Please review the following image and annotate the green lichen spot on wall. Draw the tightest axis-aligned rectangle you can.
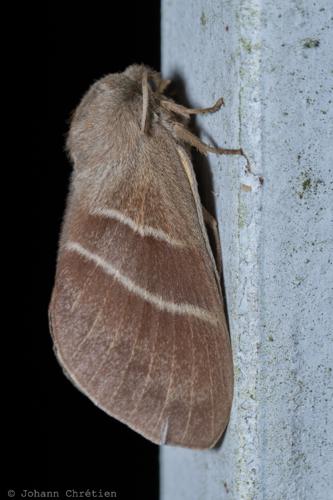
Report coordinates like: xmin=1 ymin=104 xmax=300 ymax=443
xmin=240 ymin=38 xmax=253 ymax=53
xmin=200 ymin=11 xmax=207 ymax=27
xmin=297 ymin=169 xmax=324 ymax=199
xmin=240 ymin=38 xmax=261 ymax=54
xmin=302 ymin=178 xmax=312 ymax=193
xmin=303 ymin=38 xmax=320 ymax=48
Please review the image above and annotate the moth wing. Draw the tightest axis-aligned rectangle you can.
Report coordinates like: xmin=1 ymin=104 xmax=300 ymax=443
xmin=50 ymin=131 xmax=233 ymax=449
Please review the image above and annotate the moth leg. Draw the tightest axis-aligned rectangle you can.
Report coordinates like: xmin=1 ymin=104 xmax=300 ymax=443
xmin=173 ymin=122 xmax=251 ymax=171
xmin=173 ymin=122 xmax=243 ymax=155
xmin=202 ymin=206 xmax=222 ymax=275
xmin=161 ymin=97 xmax=224 ymax=118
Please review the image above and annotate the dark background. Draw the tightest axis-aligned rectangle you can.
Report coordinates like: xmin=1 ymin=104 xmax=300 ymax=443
xmin=8 ymin=3 xmax=160 ymax=499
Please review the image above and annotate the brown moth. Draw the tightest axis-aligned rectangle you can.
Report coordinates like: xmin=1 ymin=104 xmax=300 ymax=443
xmin=49 ymin=64 xmax=242 ymax=449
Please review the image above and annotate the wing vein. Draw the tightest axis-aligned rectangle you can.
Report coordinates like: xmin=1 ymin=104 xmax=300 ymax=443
xmin=128 ymin=312 xmax=161 ymax=418
xmin=107 ymin=301 xmax=147 ymax=405
xmin=181 ymin=319 xmax=195 ymax=442
xmin=203 ymin=326 xmax=215 ymax=443
xmin=152 ymin=316 xmax=176 ymax=437
xmin=71 ymin=297 xmax=107 ymax=361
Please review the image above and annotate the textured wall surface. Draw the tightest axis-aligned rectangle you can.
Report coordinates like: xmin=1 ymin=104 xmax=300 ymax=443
xmin=161 ymin=1 xmax=333 ymax=499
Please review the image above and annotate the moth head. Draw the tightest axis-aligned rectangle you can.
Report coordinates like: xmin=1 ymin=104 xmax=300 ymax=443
xmin=66 ymin=65 xmax=171 ymax=168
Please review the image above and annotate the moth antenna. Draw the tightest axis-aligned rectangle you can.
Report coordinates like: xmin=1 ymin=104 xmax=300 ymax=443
xmin=158 ymin=78 xmax=171 ymax=94
xmin=161 ymin=97 xmax=224 ymax=117
xmin=173 ymin=122 xmax=250 ymax=170
xmin=141 ymin=70 xmax=149 ymax=134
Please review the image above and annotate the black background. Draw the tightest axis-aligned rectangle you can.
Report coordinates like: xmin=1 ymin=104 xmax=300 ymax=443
xmin=8 ymin=3 xmax=160 ymax=499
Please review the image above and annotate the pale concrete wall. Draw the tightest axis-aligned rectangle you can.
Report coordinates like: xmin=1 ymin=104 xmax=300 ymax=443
xmin=161 ymin=1 xmax=333 ymax=499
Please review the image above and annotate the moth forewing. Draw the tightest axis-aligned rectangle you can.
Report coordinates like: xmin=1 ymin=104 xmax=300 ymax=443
xmin=49 ymin=64 xmax=235 ymax=449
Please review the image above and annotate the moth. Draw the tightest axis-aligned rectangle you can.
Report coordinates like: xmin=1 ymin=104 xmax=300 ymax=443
xmin=49 ymin=64 xmax=243 ymax=449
